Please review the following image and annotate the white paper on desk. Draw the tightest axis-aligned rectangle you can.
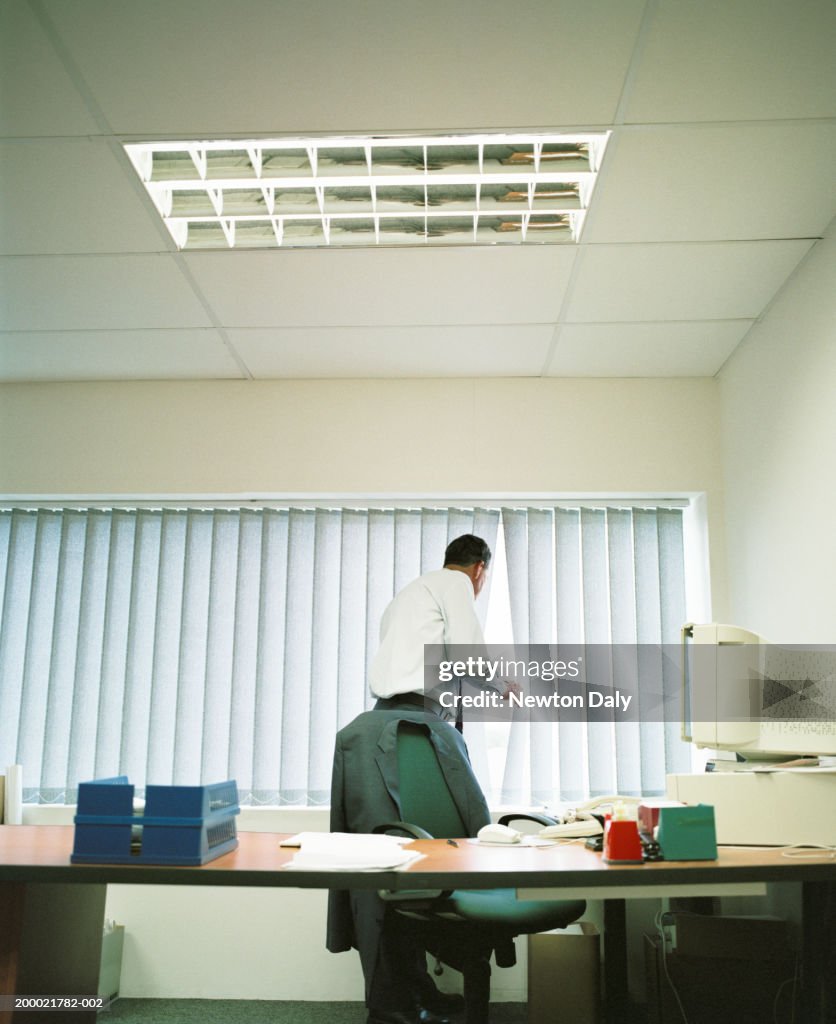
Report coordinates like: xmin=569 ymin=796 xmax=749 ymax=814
xmin=4 ymin=765 xmax=23 ymax=825
xmin=280 ymin=831 xmax=413 ymax=848
xmin=282 ymin=833 xmax=424 ymax=871
xmin=466 ymin=835 xmax=555 ymax=847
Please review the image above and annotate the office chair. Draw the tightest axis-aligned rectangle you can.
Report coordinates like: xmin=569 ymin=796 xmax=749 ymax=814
xmin=373 ymin=719 xmax=586 ymax=1024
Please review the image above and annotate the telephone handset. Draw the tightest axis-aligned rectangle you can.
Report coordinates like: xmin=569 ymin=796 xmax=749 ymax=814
xmin=539 ymin=795 xmax=640 ymax=839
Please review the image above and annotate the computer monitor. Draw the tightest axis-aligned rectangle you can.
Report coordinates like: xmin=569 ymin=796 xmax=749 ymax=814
xmin=681 ymin=623 xmax=836 ymax=758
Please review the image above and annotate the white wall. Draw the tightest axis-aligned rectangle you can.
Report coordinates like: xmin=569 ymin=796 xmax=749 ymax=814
xmin=718 ymin=219 xmax=836 ymax=641
xmin=1 ymin=377 xmax=718 ymax=494
xmin=7 ymin=375 xmax=725 ymax=999
xmin=20 ymin=806 xmax=369 ymax=1000
xmin=106 ymin=811 xmax=369 ymax=1001
xmin=0 ymin=376 xmax=729 ymax=616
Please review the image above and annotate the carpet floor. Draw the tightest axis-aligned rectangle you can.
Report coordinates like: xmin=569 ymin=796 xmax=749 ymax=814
xmin=106 ymin=1000 xmax=530 ymax=1024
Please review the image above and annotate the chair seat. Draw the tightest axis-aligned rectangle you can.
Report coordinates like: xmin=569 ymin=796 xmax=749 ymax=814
xmin=445 ymin=888 xmax=586 ymax=933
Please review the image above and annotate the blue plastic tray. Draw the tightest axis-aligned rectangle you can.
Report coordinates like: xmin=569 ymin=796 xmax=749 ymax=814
xmin=72 ymin=776 xmax=240 ymax=865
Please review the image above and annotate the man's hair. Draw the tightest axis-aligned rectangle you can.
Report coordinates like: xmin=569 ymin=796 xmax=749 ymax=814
xmin=444 ymin=534 xmax=492 ymax=568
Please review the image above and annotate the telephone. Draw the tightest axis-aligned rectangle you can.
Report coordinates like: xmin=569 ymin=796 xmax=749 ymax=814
xmin=538 ymin=795 xmax=641 ymax=840
xmin=539 ymin=818 xmax=603 ymax=839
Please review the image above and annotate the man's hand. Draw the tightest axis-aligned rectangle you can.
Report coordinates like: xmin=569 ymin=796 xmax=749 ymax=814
xmin=501 ymin=680 xmax=522 ymax=700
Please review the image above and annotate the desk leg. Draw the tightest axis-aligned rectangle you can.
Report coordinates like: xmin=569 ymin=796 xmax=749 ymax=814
xmin=0 ymin=882 xmax=106 ymax=1024
xmin=0 ymin=883 xmax=26 ymax=1024
xmin=603 ymin=899 xmax=629 ymax=1024
xmin=800 ymin=880 xmax=834 ymax=1024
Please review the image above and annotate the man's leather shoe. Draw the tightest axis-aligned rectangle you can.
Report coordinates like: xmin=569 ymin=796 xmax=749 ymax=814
xmin=422 ymin=1007 xmax=454 ymax=1024
xmin=420 ymin=989 xmax=465 ymax=1015
xmin=366 ymin=1010 xmax=452 ymax=1024
xmin=419 ymin=1011 xmax=453 ymax=1024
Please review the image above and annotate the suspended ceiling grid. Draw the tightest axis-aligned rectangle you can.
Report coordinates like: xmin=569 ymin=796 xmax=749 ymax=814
xmin=0 ymin=0 xmax=834 ymax=381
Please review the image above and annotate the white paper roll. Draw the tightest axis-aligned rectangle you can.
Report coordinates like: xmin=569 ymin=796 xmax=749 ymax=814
xmin=4 ymin=764 xmax=23 ymax=824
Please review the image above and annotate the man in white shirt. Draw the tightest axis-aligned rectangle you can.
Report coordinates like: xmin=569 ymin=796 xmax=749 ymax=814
xmin=370 ymin=534 xmax=492 ymax=726
xmin=342 ymin=535 xmax=493 ymax=1024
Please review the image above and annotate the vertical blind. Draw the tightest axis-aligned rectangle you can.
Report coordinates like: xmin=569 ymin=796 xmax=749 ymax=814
xmin=500 ymin=506 xmax=689 ymax=803
xmin=0 ymin=506 xmax=499 ymax=805
xmin=0 ymin=504 xmax=687 ymax=806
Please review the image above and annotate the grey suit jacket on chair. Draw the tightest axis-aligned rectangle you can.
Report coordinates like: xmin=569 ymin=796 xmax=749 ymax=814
xmin=326 ymin=708 xmax=491 ymax=956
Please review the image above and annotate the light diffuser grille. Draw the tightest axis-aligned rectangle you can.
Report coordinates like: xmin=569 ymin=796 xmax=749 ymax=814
xmin=125 ymin=131 xmax=610 ymax=250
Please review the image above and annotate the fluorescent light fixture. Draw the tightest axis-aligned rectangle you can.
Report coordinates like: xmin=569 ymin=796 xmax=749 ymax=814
xmin=125 ymin=131 xmax=610 ymax=250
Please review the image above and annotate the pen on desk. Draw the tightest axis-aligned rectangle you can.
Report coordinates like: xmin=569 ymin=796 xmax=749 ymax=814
xmin=447 ymin=839 xmax=458 ymax=847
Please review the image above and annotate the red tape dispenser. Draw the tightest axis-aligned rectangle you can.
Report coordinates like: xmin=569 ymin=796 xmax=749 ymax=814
xmin=602 ymin=802 xmax=644 ymax=864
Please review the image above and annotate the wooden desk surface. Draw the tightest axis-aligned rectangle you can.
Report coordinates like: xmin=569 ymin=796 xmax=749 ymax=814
xmin=1 ymin=825 xmax=835 ymax=890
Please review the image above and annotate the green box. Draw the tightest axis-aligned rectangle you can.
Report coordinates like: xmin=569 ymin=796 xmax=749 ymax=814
xmin=656 ymin=804 xmax=717 ymax=860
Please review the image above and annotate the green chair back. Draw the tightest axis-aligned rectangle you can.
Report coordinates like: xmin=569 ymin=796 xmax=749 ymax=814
xmin=396 ymin=721 xmax=467 ymax=839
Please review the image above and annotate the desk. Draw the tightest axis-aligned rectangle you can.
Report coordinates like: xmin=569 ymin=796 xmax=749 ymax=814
xmin=1 ymin=826 xmax=834 ymax=1023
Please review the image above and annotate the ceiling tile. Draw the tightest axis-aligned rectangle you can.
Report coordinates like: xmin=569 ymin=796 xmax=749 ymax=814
xmin=0 ymin=1 xmax=99 ymax=137
xmin=624 ymin=0 xmax=836 ymax=122
xmin=0 ymin=255 xmax=213 ymax=331
xmin=185 ymin=247 xmax=577 ymax=327
xmin=43 ymin=0 xmax=645 ymax=134
xmin=547 ymin=321 xmax=752 ymax=377
xmin=1 ymin=0 xmax=832 ymax=385
xmin=565 ymin=241 xmax=814 ymax=322
xmin=0 ymin=329 xmax=244 ymax=382
xmin=585 ymin=123 xmax=836 ymax=243
xmin=0 ymin=139 xmax=167 ymax=255
xmin=227 ymin=325 xmax=554 ymax=378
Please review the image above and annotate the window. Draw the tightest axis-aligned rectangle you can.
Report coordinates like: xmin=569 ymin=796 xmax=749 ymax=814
xmin=0 ymin=502 xmax=693 ymax=807
xmin=478 ymin=506 xmax=691 ymax=804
